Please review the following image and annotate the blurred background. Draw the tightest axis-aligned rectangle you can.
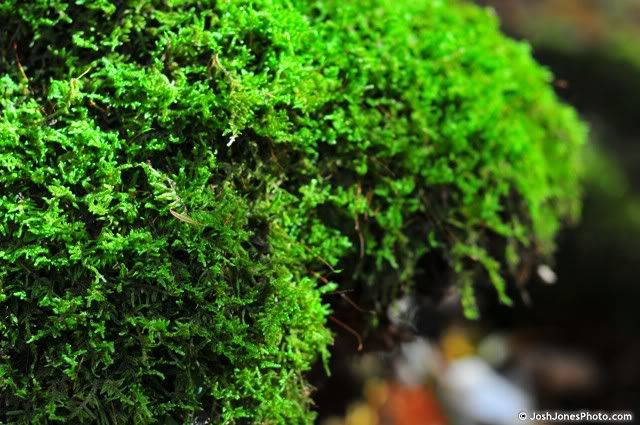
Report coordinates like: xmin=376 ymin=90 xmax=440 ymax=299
xmin=312 ymin=1 xmax=640 ymax=423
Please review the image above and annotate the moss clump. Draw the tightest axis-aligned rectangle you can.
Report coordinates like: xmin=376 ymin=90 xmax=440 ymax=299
xmin=0 ymin=0 xmax=584 ymax=423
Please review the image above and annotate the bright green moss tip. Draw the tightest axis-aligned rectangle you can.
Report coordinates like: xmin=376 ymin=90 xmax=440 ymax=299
xmin=0 ymin=0 xmax=585 ymax=423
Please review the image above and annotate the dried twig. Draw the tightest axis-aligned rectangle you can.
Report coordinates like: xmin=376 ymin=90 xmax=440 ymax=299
xmin=170 ymin=209 xmax=204 ymax=226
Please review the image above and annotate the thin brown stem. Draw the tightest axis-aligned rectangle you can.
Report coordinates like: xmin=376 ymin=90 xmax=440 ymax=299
xmin=339 ymin=292 xmax=375 ymax=315
xmin=13 ymin=42 xmax=29 ymax=85
xmin=329 ymin=315 xmax=363 ymax=351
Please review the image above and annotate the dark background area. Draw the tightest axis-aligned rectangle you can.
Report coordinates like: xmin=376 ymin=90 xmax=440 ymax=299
xmin=481 ymin=0 xmax=640 ymax=411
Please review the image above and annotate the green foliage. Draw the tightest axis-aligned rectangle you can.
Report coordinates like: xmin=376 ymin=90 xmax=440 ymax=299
xmin=0 ymin=0 xmax=585 ymax=423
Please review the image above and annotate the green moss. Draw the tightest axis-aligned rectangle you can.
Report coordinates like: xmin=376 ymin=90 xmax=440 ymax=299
xmin=0 ymin=0 xmax=585 ymax=423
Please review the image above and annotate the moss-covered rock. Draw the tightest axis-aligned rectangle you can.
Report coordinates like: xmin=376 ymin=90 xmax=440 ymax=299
xmin=0 ymin=0 xmax=584 ymax=423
